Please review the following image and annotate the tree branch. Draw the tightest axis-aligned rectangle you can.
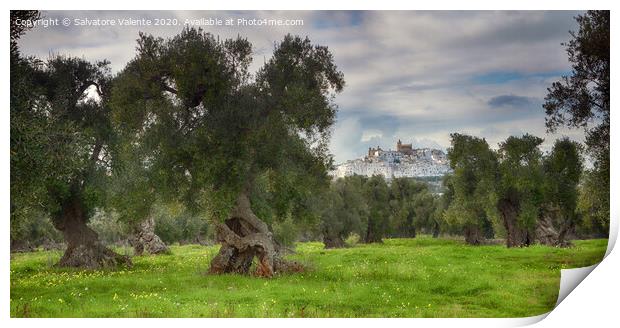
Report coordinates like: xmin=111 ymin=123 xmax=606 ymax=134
xmin=161 ymin=83 xmax=178 ymax=94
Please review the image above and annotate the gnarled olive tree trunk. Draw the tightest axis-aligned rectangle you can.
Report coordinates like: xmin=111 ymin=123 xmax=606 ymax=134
xmin=498 ymin=198 xmax=533 ymax=247
xmin=404 ymin=212 xmax=417 ymax=238
xmin=322 ymin=229 xmax=345 ymax=249
xmin=536 ymin=206 xmax=572 ymax=247
xmin=393 ymin=214 xmax=416 ymax=238
xmin=463 ymin=224 xmax=484 ymax=245
xmin=363 ymin=222 xmax=383 ymax=244
xmin=130 ymin=217 xmax=170 ymax=256
xmin=53 ymin=198 xmax=131 ymax=269
xmin=432 ymin=220 xmax=440 ymax=238
xmin=208 ymin=192 xmax=303 ymax=277
xmin=399 ymin=225 xmax=416 ymax=238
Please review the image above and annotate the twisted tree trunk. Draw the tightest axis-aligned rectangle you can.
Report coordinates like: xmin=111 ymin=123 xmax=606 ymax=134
xmin=323 ymin=231 xmax=345 ymax=249
xmin=10 ymin=240 xmax=34 ymax=253
xmin=536 ymin=206 xmax=572 ymax=247
xmin=463 ymin=224 xmax=483 ymax=245
xmin=130 ymin=217 xmax=170 ymax=256
xmin=363 ymin=220 xmax=383 ymax=243
xmin=498 ymin=198 xmax=532 ymax=247
xmin=432 ymin=220 xmax=440 ymax=238
xmin=322 ymin=222 xmax=346 ymax=248
xmin=208 ymin=192 xmax=303 ymax=277
xmin=393 ymin=213 xmax=416 ymax=238
xmin=53 ymin=197 xmax=131 ymax=269
xmin=403 ymin=224 xmax=416 ymax=238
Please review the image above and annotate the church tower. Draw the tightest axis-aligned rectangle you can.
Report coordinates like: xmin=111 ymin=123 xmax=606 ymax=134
xmin=396 ymin=139 xmax=413 ymax=155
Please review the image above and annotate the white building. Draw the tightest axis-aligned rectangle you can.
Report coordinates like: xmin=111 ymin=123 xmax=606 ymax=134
xmin=330 ymin=141 xmax=451 ymax=180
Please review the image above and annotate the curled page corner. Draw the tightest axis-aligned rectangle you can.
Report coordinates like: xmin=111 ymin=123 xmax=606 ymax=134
xmin=555 ymin=263 xmax=599 ymax=306
xmin=553 ymin=217 xmax=617 ymax=308
xmin=519 ymin=261 xmax=604 ymax=326
xmin=509 ymin=312 xmax=550 ymax=327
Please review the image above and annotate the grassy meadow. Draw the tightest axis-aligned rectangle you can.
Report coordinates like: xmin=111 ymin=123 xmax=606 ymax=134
xmin=10 ymin=237 xmax=607 ymax=318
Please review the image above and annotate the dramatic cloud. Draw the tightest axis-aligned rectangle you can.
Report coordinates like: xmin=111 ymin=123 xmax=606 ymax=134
xmin=488 ymin=94 xmax=537 ymax=108
xmin=17 ymin=10 xmax=586 ymax=162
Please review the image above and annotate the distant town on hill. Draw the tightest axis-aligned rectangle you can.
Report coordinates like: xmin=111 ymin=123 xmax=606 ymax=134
xmin=330 ymin=139 xmax=452 ymax=182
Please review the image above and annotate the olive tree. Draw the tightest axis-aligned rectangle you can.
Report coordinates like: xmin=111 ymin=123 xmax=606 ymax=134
xmin=495 ymin=134 xmax=545 ymax=247
xmin=107 ymin=143 xmax=170 ymax=255
xmin=576 ymin=170 xmax=609 ymax=238
xmin=432 ymin=175 xmax=456 ymax=238
xmin=361 ymin=175 xmax=390 ymax=243
xmin=537 ymin=138 xmax=583 ymax=246
xmin=544 ymin=11 xmax=609 ymax=233
xmin=111 ymin=29 xmax=344 ymax=277
xmin=387 ymin=178 xmax=433 ymax=238
xmin=320 ymin=176 xmax=368 ymax=248
xmin=11 ymin=11 xmax=131 ymax=267
xmin=445 ymin=133 xmax=497 ymax=245
xmin=388 ymin=178 xmax=417 ymax=238
xmin=412 ymin=191 xmax=438 ymax=236
xmin=11 ymin=56 xmax=131 ymax=267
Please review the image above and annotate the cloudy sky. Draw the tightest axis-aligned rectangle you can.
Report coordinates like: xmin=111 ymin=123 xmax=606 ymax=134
xmin=18 ymin=11 xmax=586 ymax=163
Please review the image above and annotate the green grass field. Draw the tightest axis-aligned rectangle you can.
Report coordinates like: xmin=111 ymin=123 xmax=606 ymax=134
xmin=10 ymin=237 xmax=607 ymax=318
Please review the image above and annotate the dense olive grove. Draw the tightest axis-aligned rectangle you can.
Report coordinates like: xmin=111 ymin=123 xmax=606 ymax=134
xmin=10 ymin=11 xmax=608 ymax=267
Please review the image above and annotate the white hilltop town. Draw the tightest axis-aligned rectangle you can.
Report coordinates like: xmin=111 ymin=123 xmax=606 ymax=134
xmin=330 ymin=139 xmax=452 ymax=180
